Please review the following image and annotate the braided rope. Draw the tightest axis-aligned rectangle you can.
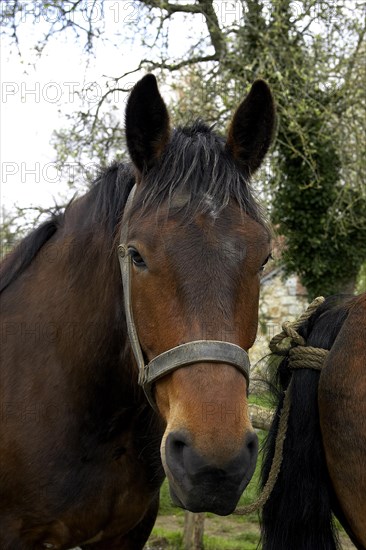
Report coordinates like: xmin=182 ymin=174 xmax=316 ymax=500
xmin=234 ymin=381 xmax=292 ymax=515
xmin=289 ymin=345 xmax=328 ymax=370
xmin=234 ymin=296 xmax=328 ymax=516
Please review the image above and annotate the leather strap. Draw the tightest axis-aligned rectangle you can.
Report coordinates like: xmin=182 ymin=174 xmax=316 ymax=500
xmin=118 ymin=185 xmax=146 ymax=378
xmin=117 ymin=185 xmax=251 ymax=410
xmin=142 ymin=340 xmax=250 ymax=408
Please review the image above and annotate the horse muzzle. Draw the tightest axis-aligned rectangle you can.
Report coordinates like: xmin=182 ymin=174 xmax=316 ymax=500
xmin=163 ymin=429 xmax=258 ymax=515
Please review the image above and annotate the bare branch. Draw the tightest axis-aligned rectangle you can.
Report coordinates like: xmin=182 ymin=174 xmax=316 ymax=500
xmin=91 ymin=87 xmax=132 ymax=132
xmin=138 ymin=0 xmax=226 ymax=58
xmin=343 ymin=24 xmax=366 ymax=88
xmin=137 ymin=0 xmax=202 ymax=15
xmin=147 ymin=54 xmax=219 ymax=71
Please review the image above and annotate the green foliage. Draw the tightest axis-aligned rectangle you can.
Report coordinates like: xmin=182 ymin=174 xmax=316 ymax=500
xmin=273 ymin=106 xmax=366 ymax=297
xmin=51 ymin=107 xmax=126 ymax=193
xmin=356 ymin=262 xmax=366 ymax=293
xmin=233 ymin=1 xmax=366 ymax=297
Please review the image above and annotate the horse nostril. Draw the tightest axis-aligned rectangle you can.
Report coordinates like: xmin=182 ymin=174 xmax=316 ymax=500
xmin=172 ymin=438 xmax=185 ymax=452
xmin=245 ymin=431 xmax=259 ymax=462
xmin=170 ymin=437 xmax=186 ymax=462
xmin=165 ymin=432 xmax=190 ymax=479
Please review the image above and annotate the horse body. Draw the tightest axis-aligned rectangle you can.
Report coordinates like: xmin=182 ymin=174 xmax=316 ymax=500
xmin=261 ymin=293 xmax=366 ymax=550
xmin=0 ymin=75 xmax=275 ymax=549
xmin=319 ymin=293 xmax=366 ymax=547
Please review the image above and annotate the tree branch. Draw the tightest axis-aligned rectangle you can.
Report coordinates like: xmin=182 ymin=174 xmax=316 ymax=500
xmin=196 ymin=0 xmax=226 ymax=59
xmin=137 ymin=0 xmax=202 ymax=15
xmin=147 ymin=54 xmax=219 ymax=71
xmin=343 ymin=24 xmax=366 ymax=88
xmin=108 ymin=54 xmax=219 ymax=86
xmin=138 ymin=0 xmax=226 ymax=59
xmin=91 ymin=87 xmax=132 ymax=133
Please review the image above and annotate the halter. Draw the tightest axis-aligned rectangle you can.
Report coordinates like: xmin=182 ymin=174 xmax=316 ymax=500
xmin=117 ymin=185 xmax=250 ymax=410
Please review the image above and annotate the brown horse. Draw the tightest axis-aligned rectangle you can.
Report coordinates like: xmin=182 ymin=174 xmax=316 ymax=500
xmin=0 ymin=74 xmax=275 ymax=549
xmin=261 ymin=293 xmax=366 ymax=550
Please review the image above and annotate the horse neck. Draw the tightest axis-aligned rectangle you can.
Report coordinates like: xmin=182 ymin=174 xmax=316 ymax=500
xmin=54 ymin=199 xmax=145 ymax=409
xmin=65 ymin=236 xmax=126 ymax=357
xmin=17 ymin=192 xmax=129 ymax=384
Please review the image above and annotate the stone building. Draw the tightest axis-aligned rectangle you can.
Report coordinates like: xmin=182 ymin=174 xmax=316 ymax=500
xmin=249 ymin=266 xmax=308 ymax=369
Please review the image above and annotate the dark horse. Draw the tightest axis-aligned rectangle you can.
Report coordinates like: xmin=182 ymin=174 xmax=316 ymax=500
xmin=0 ymin=74 xmax=275 ymax=549
xmin=261 ymin=293 xmax=366 ymax=550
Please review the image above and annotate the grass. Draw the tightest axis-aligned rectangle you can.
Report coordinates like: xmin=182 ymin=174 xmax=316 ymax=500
xmin=204 ymin=531 xmax=259 ymax=550
xmin=248 ymin=392 xmax=273 ymax=410
xmin=147 ymin=528 xmax=183 ymax=549
xmin=147 ymin=527 xmax=260 ymax=550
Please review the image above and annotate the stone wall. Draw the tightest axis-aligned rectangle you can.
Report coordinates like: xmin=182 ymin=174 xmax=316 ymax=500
xmin=249 ymin=267 xmax=308 ymax=372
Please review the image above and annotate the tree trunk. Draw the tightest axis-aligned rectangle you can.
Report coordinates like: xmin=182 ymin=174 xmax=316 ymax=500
xmin=183 ymin=511 xmax=205 ymax=550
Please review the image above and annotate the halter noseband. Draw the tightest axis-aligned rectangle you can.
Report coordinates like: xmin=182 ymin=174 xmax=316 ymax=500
xmin=117 ymin=185 xmax=250 ymax=410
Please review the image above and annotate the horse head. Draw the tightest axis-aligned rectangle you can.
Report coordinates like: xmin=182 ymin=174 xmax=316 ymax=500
xmin=121 ymin=74 xmax=275 ymax=515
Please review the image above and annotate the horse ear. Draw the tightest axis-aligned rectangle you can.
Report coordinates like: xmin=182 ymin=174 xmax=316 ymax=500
xmin=226 ymin=80 xmax=276 ymax=175
xmin=125 ymin=74 xmax=170 ymax=174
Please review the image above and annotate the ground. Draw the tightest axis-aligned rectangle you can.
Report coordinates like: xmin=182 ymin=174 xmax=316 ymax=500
xmin=146 ymin=513 xmax=357 ymax=550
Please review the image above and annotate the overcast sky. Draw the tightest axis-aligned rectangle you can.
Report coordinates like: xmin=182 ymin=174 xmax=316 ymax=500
xmin=1 ymin=2 xmax=209 ymax=218
xmin=1 ymin=20 xmax=145 ymax=214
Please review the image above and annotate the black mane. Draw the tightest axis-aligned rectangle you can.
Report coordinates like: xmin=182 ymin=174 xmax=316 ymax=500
xmin=132 ymin=121 xmax=267 ymax=225
xmin=85 ymin=162 xmax=135 ymax=234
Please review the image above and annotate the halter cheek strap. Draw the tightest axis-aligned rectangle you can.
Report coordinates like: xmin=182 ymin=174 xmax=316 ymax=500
xmin=118 ymin=185 xmax=146 ymax=377
xmin=118 ymin=184 xmax=250 ymax=410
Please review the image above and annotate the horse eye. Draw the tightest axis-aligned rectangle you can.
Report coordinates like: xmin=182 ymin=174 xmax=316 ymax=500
xmin=260 ymin=253 xmax=272 ymax=273
xmin=128 ymin=247 xmax=146 ymax=268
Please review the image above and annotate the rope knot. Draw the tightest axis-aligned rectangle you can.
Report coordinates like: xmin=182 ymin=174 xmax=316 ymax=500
xmin=270 ymin=321 xmax=305 ymax=354
xmin=269 ymin=296 xmax=325 ymax=355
